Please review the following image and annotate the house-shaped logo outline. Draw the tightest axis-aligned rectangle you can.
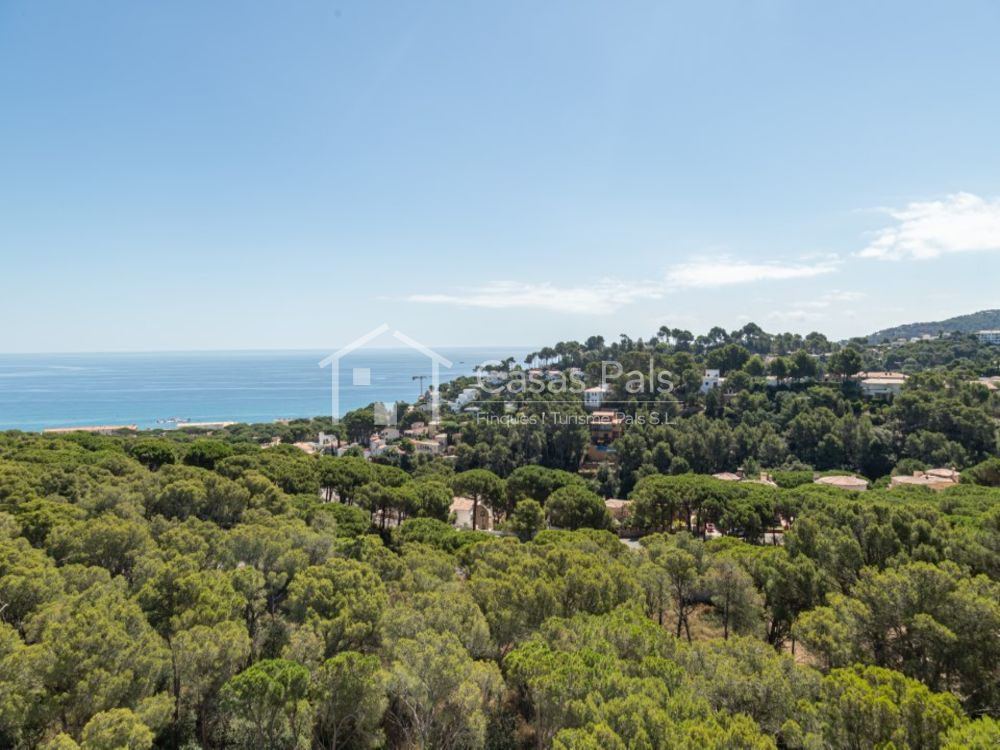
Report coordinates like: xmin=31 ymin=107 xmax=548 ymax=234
xmin=319 ymin=324 xmax=453 ymax=424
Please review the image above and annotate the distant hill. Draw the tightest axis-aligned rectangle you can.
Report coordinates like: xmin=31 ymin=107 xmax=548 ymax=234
xmin=866 ymin=309 xmax=1000 ymax=342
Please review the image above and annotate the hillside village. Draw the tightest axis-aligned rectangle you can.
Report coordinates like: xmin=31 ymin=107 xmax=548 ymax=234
xmin=207 ymin=323 xmax=1000 ymax=535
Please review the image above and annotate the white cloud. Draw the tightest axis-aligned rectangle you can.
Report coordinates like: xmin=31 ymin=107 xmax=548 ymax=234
xmin=769 ymin=309 xmax=823 ymax=322
xmin=405 ymin=257 xmax=838 ymax=314
xmin=797 ymin=289 xmax=864 ymax=309
xmin=860 ymin=192 xmax=1000 ymax=260
xmin=772 ymin=290 xmax=864 ymax=323
xmin=665 ymin=258 xmax=838 ymax=288
xmin=405 ymin=279 xmax=663 ymax=315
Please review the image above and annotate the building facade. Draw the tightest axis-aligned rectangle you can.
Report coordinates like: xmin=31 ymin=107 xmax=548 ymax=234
xmin=583 ymin=383 xmax=611 ymax=409
xmin=699 ymin=369 xmax=724 ymax=394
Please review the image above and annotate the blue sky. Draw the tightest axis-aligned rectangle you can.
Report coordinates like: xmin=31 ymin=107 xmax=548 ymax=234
xmin=2 ymin=1 xmax=1000 ymax=353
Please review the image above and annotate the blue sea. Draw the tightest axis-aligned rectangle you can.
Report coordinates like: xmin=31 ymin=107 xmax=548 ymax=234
xmin=0 ymin=348 xmax=531 ymax=432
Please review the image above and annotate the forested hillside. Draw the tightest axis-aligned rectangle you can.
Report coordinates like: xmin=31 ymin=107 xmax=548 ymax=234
xmin=441 ymin=326 xmax=1000 ymax=495
xmin=866 ymin=309 xmax=1000 ymax=342
xmin=1 ymin=427 xmax=999 ymax=750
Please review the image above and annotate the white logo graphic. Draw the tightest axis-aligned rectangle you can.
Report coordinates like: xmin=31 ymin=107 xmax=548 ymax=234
xmin=319 ymin=324 xmax=452 ymax=425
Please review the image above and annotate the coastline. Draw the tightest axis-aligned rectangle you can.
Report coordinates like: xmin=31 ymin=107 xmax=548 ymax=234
xmin=0 ymin=347 xmax=532 ymax=432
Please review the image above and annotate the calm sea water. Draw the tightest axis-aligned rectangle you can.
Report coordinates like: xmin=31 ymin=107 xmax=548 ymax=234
xmin=0 ymin=348 xmax=531 ymax=431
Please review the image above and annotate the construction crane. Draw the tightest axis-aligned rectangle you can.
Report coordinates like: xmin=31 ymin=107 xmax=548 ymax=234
xmin=412 ymin=374 xmax=429 ymax=399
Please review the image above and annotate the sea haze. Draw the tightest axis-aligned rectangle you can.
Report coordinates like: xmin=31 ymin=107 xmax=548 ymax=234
xmin=0 ymin=348 xmax=531 ymax=431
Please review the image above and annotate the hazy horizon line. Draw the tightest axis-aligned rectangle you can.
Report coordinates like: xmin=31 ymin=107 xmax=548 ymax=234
xmin=0 ymin=344 xmax=541 ymax=357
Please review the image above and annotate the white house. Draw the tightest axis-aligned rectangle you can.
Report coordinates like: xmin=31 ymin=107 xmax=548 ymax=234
xmin=699 ymin=369 xmax=725 ymax=394
xmin=858 ymin=371 xmax=907 ymax=398
xmin=450 ymin=496 xmax=493 ymax=530
xmin=976 ymin=330 xmax=1000 ymax=345
xmin=451 ymin=387 xmax=480 ymax=412
xmin=369 ymin=435 xmax=392 ymax=456
xmin=583 ymin=383 xmax=611 ymax=409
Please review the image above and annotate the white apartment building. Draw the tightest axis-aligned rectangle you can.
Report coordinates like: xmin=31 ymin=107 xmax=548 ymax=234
xmin=583 ymin=383 xmax=611 ymax=409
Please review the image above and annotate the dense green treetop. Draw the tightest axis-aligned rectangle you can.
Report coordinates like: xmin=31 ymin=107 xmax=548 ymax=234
xmin=1 ymin=319 xmax=999 ymax=749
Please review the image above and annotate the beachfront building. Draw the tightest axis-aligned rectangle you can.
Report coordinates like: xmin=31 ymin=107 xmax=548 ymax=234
xmin=976 ymin=330 xmax=1000 ymax=345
